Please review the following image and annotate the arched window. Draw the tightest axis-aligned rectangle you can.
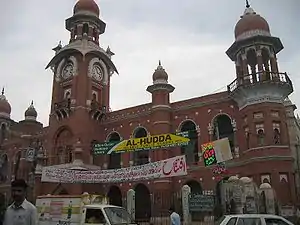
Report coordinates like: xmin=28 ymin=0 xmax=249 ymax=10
xmin=0 ymin=123 xmax=6 ymax=144
xmin=180 ymin=120 xmax=199 ymax=164
xmin=257 ymin=129 xmax=265 ymax=146
xmin=82 ymin=23 xmax=89 ymax=35
xmin=213 ymin=115 xmax=234 ymax=153
xmin=54 ymin=128 xmax=73 ymax=164
xmin=133 ymin=127 xmax=148 ymax=166
xmin=107 ymin=132 xmax=121 ymax=169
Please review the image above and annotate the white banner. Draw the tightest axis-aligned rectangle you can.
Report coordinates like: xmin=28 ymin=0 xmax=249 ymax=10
xmin=41 ymin=155 xmax=187 ymax=183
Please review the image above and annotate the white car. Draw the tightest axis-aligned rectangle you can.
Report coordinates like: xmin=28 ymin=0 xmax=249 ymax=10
xmin=217 ymin=214 xmax=294 ymax=225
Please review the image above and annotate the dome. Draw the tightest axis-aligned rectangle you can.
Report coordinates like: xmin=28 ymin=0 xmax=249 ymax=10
xmin=228 ymin=175 xmax=239 ymax=181
xmin=73 ymin=0 xmax=100 ymax=17
xmin=24 ymin=101 xmax=37 ymax=120
xmin=0 ymin=88 xmax=11 ymax=117
xmin=259 ymin=182 xmax=272 ymax=189
xmin=234 ymin=5 xmax=270 ymax=40
xmin=240 ymin=176 xmax=252 ymax=183
xmin=153 ymin=61 xmax=168 ymax=83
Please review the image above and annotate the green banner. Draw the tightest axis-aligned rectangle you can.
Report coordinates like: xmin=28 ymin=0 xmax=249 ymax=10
xmin=93 ymin=130 xmax=197 ymax=155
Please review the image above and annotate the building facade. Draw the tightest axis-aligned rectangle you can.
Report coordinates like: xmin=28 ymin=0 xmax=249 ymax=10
xmin=0 ymin=0 xmax=299 ymax=218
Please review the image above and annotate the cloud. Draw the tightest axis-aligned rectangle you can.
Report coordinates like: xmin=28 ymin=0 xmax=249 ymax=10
xmin=0 ymin=0 xmax=299 ymax=126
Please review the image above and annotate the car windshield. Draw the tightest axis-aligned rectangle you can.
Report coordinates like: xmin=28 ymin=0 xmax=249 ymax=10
xmin=216 ymin=216 xmax=226 ymax=225
xmin=104 ymin=207 xmax=133 ymax=225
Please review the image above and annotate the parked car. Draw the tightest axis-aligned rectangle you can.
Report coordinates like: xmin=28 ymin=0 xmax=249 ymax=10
xmin=216 ymin=214 xmax=294 ymax=225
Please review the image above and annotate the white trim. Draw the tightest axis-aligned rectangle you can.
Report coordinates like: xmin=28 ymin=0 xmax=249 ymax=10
xmin=106 ymin=131 xmax=122 ymax=142
xmin=132 ymin=126 xmax=149 ymax=137
xmin=177 ymin=119 xmax=197 ymax=132
xmin=211 ymin=113 xmax=232 ymax=125
xmin=55 ymin=58 xmax=65 ymax=82
xmin=88 ymin=58 xmax=109 ymax=85
xmin=68 ymin=56 xmax=78 ymax=77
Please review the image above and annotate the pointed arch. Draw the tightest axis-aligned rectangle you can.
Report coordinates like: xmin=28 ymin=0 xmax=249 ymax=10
xmin=107 ymin=185 xmax=122 ymax=206
xmin=135 ymin=183 xmax=151 ymax=222
xmin=179 ymin=120 xmax=199 ymax=164
xmin=212 ymin=114 xmax=234 ymax=153
xmin=132 ymin=127 xmax=149 ymax=165
xmin=0 ymin=154 xmax=8 ymax=183
xmin=54 ymin=126 xmax=73 ymax=164
xmin=107 ymin=132 xmax=121 ymax=169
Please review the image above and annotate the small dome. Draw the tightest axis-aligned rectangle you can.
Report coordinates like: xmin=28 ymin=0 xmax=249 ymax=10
xmin=259 ymin=182 xmax=272 ymax=189
xmin=73 ymin=0 xmax=100 ymax=17
xmin=25 ymin=101 xmax=37 ymax=120
xmin=153 ymin=61 xmax=168 ymax=83
xmin=234 ymin=5 xmax=270 ymax=40
xmin=0 ymin=88 xmax=11 ymax=117
xmin=240 ymin=176 xmax=252 ymax=183
xmin=228 ymin=175 xmax=239 ymax=181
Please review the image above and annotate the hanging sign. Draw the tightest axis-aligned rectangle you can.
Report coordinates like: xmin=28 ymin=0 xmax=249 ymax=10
xmin=41 ymin=155 xmax=187 ymax=183
xmin=201 ymin=142 xmax=217 ymax=167
xmin=201 ymin=138 xmax=233 ymax=167
xmin=93 ymin=133 xmax=190 ymax=155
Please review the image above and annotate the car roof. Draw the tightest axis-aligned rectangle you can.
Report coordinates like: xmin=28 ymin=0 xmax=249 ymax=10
xmin=84 ymin=204 xmax=124 ymax=209
xmin=225 ymin=214 xmax=284 ymax=219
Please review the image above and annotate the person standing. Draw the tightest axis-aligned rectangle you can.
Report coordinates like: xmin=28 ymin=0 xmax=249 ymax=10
xmin=169 ymin=207 xmax=181 ymax=225
xmin=3 ymin=179 xmax=37 ymax=225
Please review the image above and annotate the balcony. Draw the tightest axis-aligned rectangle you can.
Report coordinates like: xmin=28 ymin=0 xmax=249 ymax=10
xmin=53 ymin=99 xmax=71 ymax=120
xmin=227 ymin=71 xmax=293 ymax=108
xmin=90 ymin=100 xmax=107 ymax=121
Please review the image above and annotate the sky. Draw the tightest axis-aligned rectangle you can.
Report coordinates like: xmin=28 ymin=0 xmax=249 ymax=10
xmin=0 ymin=0 xmax=299 ymax=126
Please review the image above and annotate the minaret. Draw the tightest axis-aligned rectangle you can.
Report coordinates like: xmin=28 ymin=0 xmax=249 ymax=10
xmin=147 ymin=61 xmax=175 ymax=161
xmin=226 ymin=1 xmax=293 ymax=149
xmin=45 ymin=0 xmax=118 ymax=124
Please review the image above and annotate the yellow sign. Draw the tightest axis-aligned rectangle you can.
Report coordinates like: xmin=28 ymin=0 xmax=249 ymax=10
xmin=106 ymin=133 xmax=190 ymax=154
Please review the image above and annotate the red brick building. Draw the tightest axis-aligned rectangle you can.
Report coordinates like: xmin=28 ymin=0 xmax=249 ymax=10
xmin=0 ymin=0 xmax=299 ymax=218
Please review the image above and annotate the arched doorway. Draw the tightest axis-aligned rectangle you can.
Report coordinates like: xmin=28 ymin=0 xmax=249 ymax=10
xmin=107 ymin=186 xmax=122 ymax=207
xmin=135 ymin=183 xmax=151 ymax=222
xmin=185 ymin=180 xmax=203 ymax=221
xmin=213 ymin=114 xmax=234 ymax=154
xmin=0 ymin=154 xmax=8 ymax=183
xmin=0 ymin=193 xmax=5 ymax=223
xmin=54 ymin=127 xmax=73 ymax=164
xmin=133 ymin=127 xmax=149 ymax=165
xmin=107 ymin=133 xmax=121 ymax=169
xmin=180 ymin=120 xmax=199 ymax=164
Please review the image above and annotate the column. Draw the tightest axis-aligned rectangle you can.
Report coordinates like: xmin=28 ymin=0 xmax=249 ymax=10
xmin=88 ymin=26 xmax=94 ymax=41
xmin=241 ymin=54 xmax=250 ymax=85
xmin=269 ymin=52 xmax=279 ymax=81
xmin=196 ymin=125 xmax=202 ymax=163
xmin=231 ymin=119 xmax=239 ymax=158
xmin=95 ymin=29 xmax=100 ymax=44
xmin=77 ymin=24 xmax=83 ymax=39
xmin=70 ymin=28 xmax=75 ymax=43
xmin=207 ymin=123 xmax=214 ymax=141
xmin=256 ymin=49 xmax=265 ymax=81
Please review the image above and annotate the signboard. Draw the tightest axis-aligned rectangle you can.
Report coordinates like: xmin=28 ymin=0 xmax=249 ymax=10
xmin=93 ymin=133 xmax=190 ymax=155
xmin=201 ymin=138 xmax=233 ymax=167
xmin=201 ymin=142 xmax=217 ymax=167
xmin=41 ymin=155 xmax=187 ymax=183
xmin=26 ymin=148 xmax=36 ymax=162
xmin=189 ymin=194 xmax=215 ymax=212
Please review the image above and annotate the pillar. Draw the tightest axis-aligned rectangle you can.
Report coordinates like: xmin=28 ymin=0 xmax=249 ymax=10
xmin=241 ymin=54 xmax=250 ymax=84
xmin=256 ymin=49 xmax=265 ymax=81
xmin=269 ymin=53 xmax=279 ymax=81
xmin=231 ymin=119 xmax=239 ymax=158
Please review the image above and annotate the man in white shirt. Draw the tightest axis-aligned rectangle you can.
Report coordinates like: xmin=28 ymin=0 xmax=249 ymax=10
xmin=169 ymin=207 xmax=181 ymax=225
xmin=3 ymin=179 xmax=37 ymax=225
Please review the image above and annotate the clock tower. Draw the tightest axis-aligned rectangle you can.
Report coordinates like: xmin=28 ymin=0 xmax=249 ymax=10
xmin=46 ymin=0 xmax=117 ymax=124
xmin=45 ymin=0 xmax=118 ymax=164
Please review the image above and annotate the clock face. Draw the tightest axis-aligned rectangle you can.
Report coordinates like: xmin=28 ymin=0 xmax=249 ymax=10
xmin=92 ymin=64 xmax=103 ymax=81
xmin=62 ymin=63 xmax=74 ymax=79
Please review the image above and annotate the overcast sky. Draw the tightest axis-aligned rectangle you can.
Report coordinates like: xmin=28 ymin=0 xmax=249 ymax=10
xmin=0 ymin=0 xmax=299 ymax=125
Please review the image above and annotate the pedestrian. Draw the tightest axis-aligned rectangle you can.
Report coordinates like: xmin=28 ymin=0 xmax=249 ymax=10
xmin=169 ymin=206 xmax=181 ymax=225
xmin=3 ymin=179 xmax=37 ymax=225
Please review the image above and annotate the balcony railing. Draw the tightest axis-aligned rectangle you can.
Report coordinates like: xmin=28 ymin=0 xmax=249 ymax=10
xmin=53 ymin=99 xmax=71 ymax=111
xmin=227 ymin=71 xmax=293 ymax=93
